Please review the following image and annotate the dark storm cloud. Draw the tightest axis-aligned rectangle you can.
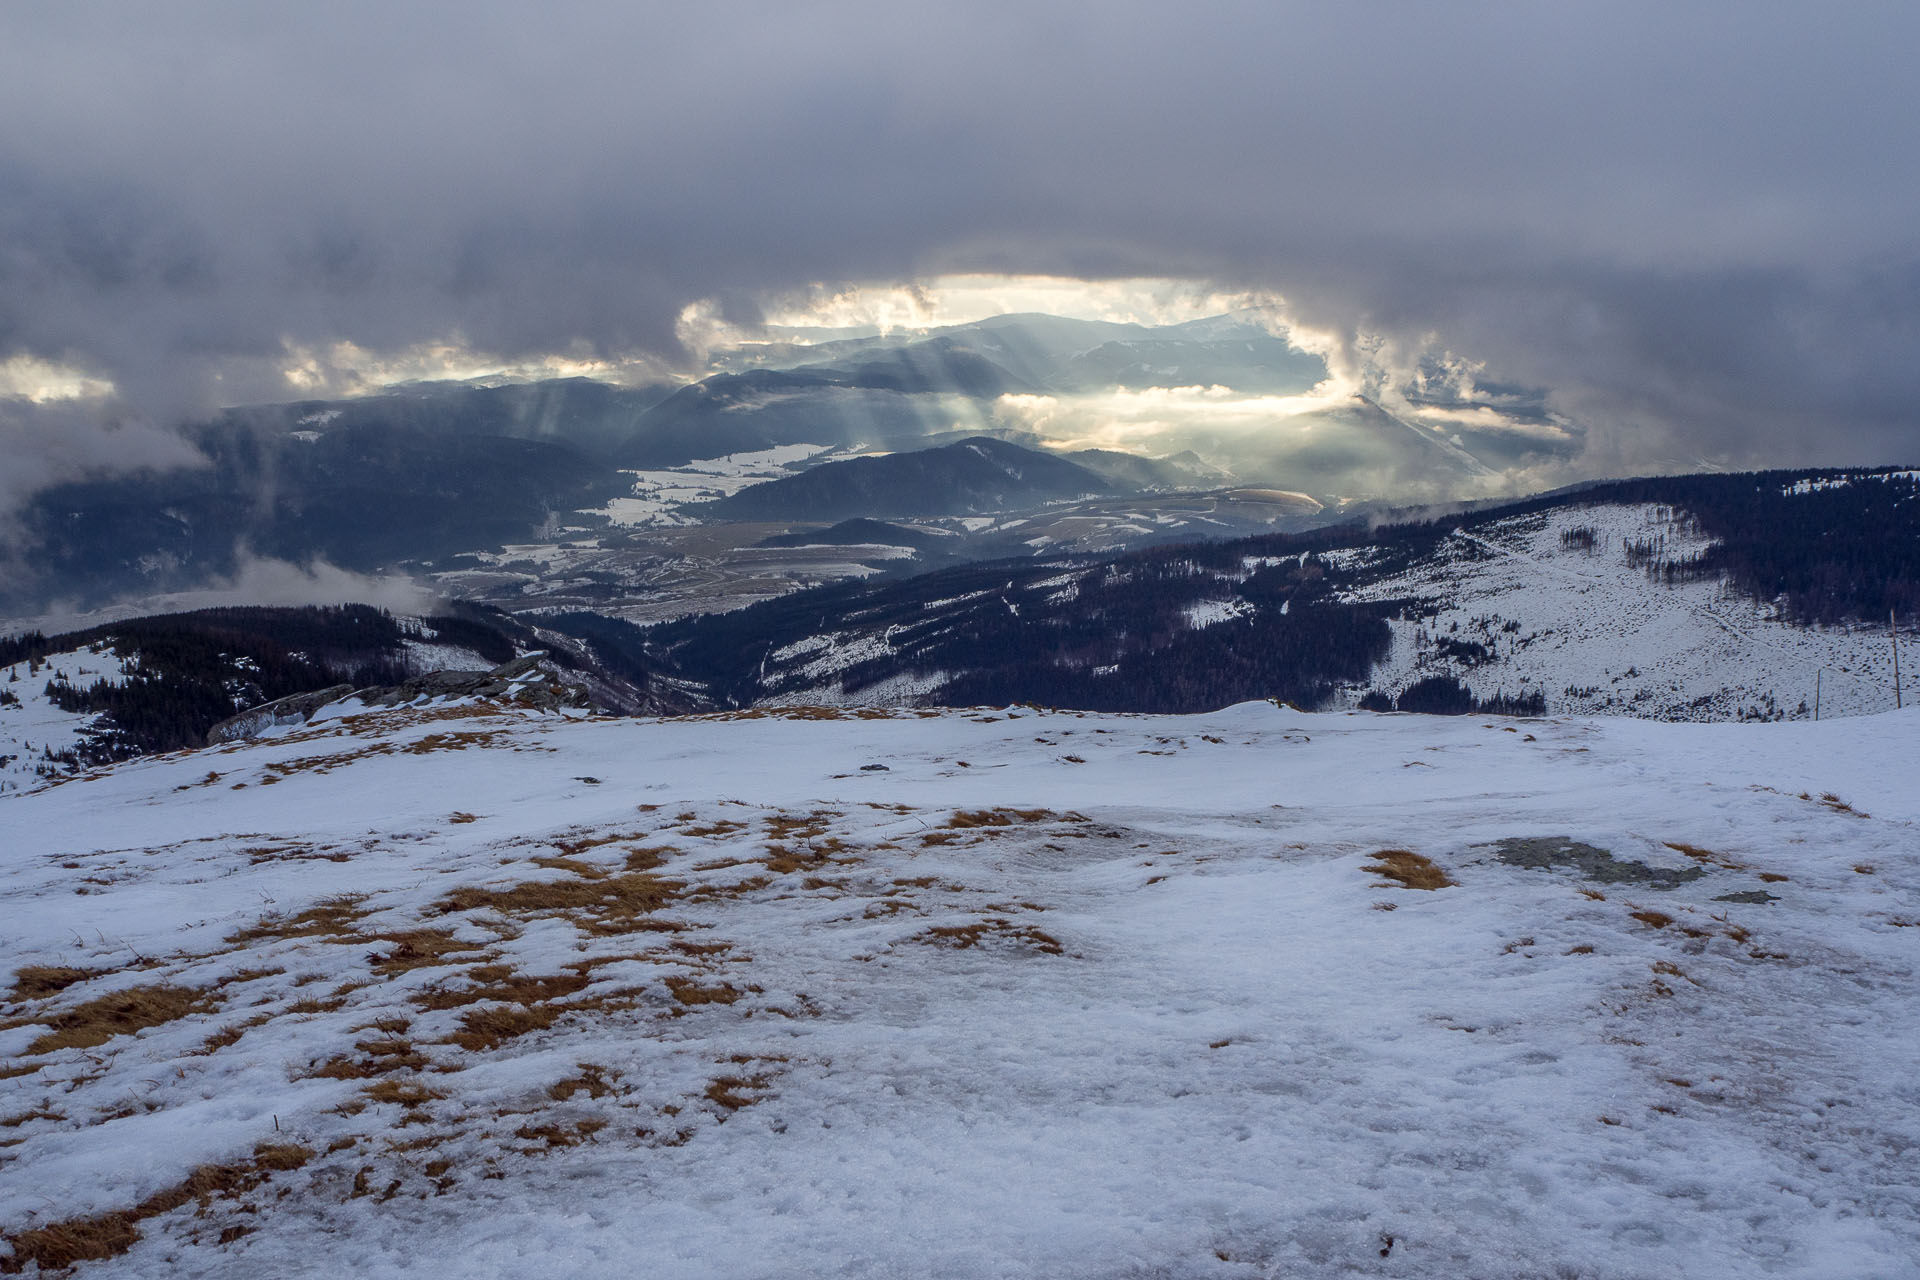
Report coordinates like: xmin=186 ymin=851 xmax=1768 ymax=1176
xmin=2 ymin=0 xmax=1917 ymax=500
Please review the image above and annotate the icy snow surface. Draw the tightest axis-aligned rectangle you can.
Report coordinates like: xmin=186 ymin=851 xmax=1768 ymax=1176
xmin=2 ymin=700 xmax=1918 ymax=1277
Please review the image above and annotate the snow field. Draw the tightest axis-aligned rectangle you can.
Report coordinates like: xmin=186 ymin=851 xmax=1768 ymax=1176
xmin=1 ymin=700 xmax=1917 ymax=1277
xmin=1341 ymin=503 xmax=1911 ymax=721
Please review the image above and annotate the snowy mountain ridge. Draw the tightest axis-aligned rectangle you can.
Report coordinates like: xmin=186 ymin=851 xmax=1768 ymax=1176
xmin=655 ymin=480 xmax=1915 ymax=722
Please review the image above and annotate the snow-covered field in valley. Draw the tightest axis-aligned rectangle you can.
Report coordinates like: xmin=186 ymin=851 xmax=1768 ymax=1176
xmin=2 ymin=699 xmax=1917 ymax=1278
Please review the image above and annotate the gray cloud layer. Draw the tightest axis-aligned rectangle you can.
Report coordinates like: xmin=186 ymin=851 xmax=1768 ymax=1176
xmin=3 ymin=1 xmax=1917 ymax=482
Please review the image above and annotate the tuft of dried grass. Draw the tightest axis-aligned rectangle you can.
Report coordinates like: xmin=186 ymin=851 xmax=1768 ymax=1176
xmin=1363 ymin=850 xmax=1456 ymax=891
xmin=0 ymin=1144 xmax=308 ymax=1273
xmin=947 ymin=808 xmax=1055 ymax=829
xmin=437 ymin=871 xmax=682 ymax=935
xmin=532 ymin=855 xmax=608 ymax=881
xmin=514 ymin=1119 xmax=606 ymax=1147
xmin=27 ymin=984 xmax=214 ymax=1054
xmin=250 ymin=1143 xmax=314 ymax=1172
xmin=664 ymin=976 xmax=742 ymax=1006
xmin=414 ymin=970 xmax=589 ymax=1011
xmin=1663 ymin=841 xmax=1743 ymax=869
xmin=546 ymin=1065 xmax=614 ymax=1101
xmin=703 ymin=1075 xmax=768 ymax=1110
xmin=917 ymin=919 xmax=1064 ymax=955
xmin=370 ymin=930 xmax=490 ymax=977
xmin=228 ymin=897 xmax=367 ymax=945
xmin=681 ymin=819 xmax=749 ymax=839
xmin=1630 ymin=909 xmax=1675 ymax=929
xmin=363 ymin=1079 xmax=445 ymax=1107
xmin=449 ymin=1004 xmax=557 ymax=1051
xmin=6 ymin=965 xmax=103 ymax=1003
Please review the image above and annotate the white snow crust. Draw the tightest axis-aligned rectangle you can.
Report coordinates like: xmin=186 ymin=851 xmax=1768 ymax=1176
xmin=3 ymin=699 xmax=1918 ymax=1277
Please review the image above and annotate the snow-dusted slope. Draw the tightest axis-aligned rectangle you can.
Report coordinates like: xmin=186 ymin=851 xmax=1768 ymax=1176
xmin=3 ymin=700 xmax=1917 ymax=1277
xmin=1338 ymin=502 xmax=1909 ymax=720
xmin=0 ymin=646 xmax=128 ymax=794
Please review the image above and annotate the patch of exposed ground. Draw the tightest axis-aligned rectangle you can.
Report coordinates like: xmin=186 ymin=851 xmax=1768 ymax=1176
xmin=1487 ymin=836 xmax=1706 ymax=888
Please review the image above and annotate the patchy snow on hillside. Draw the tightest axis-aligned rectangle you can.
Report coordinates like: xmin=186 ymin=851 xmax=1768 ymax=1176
xmin=1339 ymin=503 xmax=1910 ymax=720
xmin=3 ymin=699 xmax=1917 ymax=1278
xmin=0 ymin=645 xmax=133 ymax=794
xmin=1183 ymin=597 xmax=1254 ymax=629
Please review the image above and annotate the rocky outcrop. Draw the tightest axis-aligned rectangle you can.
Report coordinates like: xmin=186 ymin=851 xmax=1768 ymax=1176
xmin=204 ymin=654 xmax=593 ymax=745
xmin=354 ymin=653 xmax=590 ymax=711
xmin=206 ymin=685 xmax=355 ymax=745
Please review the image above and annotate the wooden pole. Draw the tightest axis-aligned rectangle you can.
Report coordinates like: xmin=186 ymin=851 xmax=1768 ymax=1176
xmin=1815 ymin=668 xmax=1822 ymax=721
xmin=1894 ymin=609 xmax=1903 ymax=710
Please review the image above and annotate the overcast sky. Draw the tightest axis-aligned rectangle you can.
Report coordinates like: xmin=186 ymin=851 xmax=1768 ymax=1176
xmin=3 ymin=0 xmax=1918 ymax=489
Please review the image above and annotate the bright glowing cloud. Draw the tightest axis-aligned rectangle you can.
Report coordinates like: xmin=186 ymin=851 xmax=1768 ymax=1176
xmin=0 ymin=355 xmax=116 ymax=404
xmin=276 ymin=338 xmax=676 ymax=400
xmin=993 ymin=383 xmax=1357 ymax=452
xmin=754 ymin=275 xmax=1290 ymax=338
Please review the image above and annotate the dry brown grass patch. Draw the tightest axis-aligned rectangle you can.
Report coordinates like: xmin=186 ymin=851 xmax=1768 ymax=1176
xmin=703 ymin=1076 xmax=764 ymax=1110
xmin=764 ymin=845 xmax=830 ymax=875
xmin=449 ymin=1004 xmax=557 ymax=1051
xmin=0 ymin=1146 xmax=307 ymax=1273
xmin=251 ymin=1143 xmax=315 ymax=1171
xmin=917 ymin=919 xmax=1064 ymax=955
xmin=438 ymin=870 xmax=684 ymax=935
xmin=1630 ymin=909 xmax=1676 ymax=929
xmin=514 ymin=1119 xmax=606 ymax=1148
xmin=532 ymin=855 xmax=608 ymax=880
xmin=546 ymin=1065 xmax=615 ymax=1101
xmin=1363 ymin=850 xmax=1456 ymax=891
xmin=414 ymin=969 xmax=589 ymax=1011
xmin=402 ymin=730 xmax=508 ymax=755
xmin=7 ymin=965 xmax=104 ymax=1003
xmin=689 ymin=876 xmax=773 ymax=900
xmin=229 ymin=896 xmax=367 ymax=945
xmin=27 ymin=984 xmax=215 ymax=1054
xmin=312 ymin=1034 xmax=430 ymax=1078
xmin=363 ymin=1079 xmax=445 ymax=1107
xmin=681 ymin=818 xmax=749 ymax=839
xmin=664 ymin=976 xmax=742 ymax=1006
xmin=1664 ymin=841 xmax=1743 ymax=869
xmin=369 ymin=929 xmax=491 ymax=977
xmin=947 ymin=808 xmax=1055 ymax=829
xmin=192 ymin=1014 xmax=273 ymax=1056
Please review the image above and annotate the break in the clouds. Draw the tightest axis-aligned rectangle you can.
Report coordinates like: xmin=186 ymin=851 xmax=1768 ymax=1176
xmin=2 ymin=1 xmax=1917 ymax=494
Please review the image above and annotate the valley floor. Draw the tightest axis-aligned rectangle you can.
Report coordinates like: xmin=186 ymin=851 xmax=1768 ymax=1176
xmin=2 ymin=701 xmax=1917 ymax=1278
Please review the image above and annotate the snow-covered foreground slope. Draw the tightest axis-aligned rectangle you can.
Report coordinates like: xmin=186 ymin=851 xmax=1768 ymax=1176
xmin=3 ymin=701 xmax=1917 ymax=1278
